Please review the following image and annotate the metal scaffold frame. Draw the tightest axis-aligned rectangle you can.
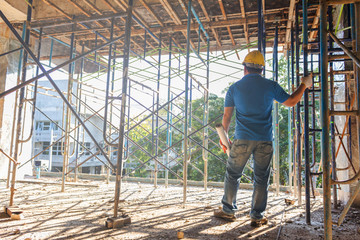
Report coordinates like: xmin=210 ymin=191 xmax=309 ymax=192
xmin=0 ymin=0 xmax=248 ymax=220
xmin=1 ymin=0 xmax=360 ymax=239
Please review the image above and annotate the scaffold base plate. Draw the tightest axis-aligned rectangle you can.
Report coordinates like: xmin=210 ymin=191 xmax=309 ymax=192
xmin=105 ymin=215 xmax=131 ymax=229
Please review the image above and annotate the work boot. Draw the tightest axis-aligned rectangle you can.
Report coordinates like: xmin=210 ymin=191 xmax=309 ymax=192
xmin=213 ymin=208 xmax=236 ymax=222
xmin=250 ymin=217 xmax=268 ymax=227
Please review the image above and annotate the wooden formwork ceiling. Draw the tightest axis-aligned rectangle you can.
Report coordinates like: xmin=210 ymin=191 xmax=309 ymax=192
xmin=7 ymin=0 xmax=324 ymax=55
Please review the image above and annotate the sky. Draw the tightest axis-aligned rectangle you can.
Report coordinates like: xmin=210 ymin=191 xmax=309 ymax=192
xmin=35 ymin=47 xmax=278 ymax=118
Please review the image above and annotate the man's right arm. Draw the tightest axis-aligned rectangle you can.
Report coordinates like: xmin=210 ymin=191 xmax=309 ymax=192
xmin=282 ymin=75 xmax=312 ymax=107
xmin=282 ymin=83 xmax=307 ymax=107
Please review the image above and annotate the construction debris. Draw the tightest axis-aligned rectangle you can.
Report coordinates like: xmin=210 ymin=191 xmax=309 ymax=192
xmin=285 ymin=199 xmax=296 ymax=206
xmin=105 ymin=215 xmax=131 ymax=229
xmin=177 ymin=231 xmax=184 ymax=239
xmin=4 ymin=206 xmax=23 ymax=220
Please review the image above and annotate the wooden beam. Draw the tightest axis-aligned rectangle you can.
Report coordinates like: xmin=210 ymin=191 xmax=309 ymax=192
xmin=73 ymin=16 xmax=279 ymax=40
xmin=327 ymin=0 xmax=360 ymax=4
xmin=309 ymin=6 xmax=320 ymax=41
xmin=80 ymin=0 xmax=147 ymax=52
xmin=102 ymin=0 xmax=118 ymax=13
xmin=284 ymin=0 xmax=296 ymax=49
xmin=177 ymin=0 xmax=206 ymax=44
xmin=197 ymin=0 xmax=210 ymax=21
xmin=113 ymin=0 xmax=160 ymax=50
xmin=159 ymin=0 xmax=196 ymax=49
xmin=41 ymin=0 xmax=72 ymax=20
xmin=159 ymin=0 xmax=182 ymax=25
xmin=239 ymin=0 xmax=250 ymax=47
xmin=139 ymin=0 xmax=164 ymax=27
xmin=67 ymin=0 xmax=104 ymax=28
xmin=197 ymin=0 xmax=223 ymax=51
xmin=218 ymin=0 xmax=235 ymax=45
xmin=30 ymin=12 xmax=127 ymax=28
xmin=218 ymin=0 xmax=238 ymax=58
xmin=83 ymin=0 xmax=103 ymax=15
xmin=68 ymin=0 xmax=91 ymax=17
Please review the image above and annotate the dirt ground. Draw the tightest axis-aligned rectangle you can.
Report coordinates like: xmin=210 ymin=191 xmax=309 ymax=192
xmin=0 ymin=178 xmax=360 ymax=240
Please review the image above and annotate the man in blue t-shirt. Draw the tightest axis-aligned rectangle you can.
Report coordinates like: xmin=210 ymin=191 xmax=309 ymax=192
xmin=214 ymin=50 xmax=312 ymax=226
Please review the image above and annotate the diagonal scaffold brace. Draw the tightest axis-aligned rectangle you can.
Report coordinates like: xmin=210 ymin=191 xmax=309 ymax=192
xmin=0 ymin=10 xmax=116 ymax=170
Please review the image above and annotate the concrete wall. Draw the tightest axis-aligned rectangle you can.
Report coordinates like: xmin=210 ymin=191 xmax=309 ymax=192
xmin=0 ymin=23 xmax=33 ymax=180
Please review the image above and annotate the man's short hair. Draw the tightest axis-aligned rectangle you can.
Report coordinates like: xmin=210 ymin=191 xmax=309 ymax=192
xmin=244 ymin=65 xmax=263 ymax=74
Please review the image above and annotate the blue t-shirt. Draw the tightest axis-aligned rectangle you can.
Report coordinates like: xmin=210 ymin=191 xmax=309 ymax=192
xmin=224 ymin=73 xmax=290 ymax=141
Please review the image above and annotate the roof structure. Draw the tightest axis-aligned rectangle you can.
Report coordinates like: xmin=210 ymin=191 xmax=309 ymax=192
xmin=11 ymin=0 xmax=320 ymax=53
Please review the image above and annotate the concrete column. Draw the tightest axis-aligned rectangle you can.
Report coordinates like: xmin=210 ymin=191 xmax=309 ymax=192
xmin=0 ymin=30 xmax=9 ymax=179
xmin=0 ymin=22 xmax=33 ymax=180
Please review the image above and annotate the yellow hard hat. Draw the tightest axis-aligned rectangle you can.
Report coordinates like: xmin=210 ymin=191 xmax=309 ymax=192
xmin=242 ymin=50 xmax=265 ymax=69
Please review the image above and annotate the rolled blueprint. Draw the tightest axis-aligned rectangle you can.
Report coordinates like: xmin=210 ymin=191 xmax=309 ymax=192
xmin=215 ymin=123 xmax=230 ymax=157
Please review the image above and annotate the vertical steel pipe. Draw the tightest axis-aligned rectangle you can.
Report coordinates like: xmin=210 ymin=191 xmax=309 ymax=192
xmin=274 ymin=25 xmax=280 ymax=196
xmin=114 ymin=0 xmax=133 ymax=218
xmin=49 ymin=39 xmax=54 ymax=67
xmin=165 ymin=37 xmax=172 ymax=188
xmin=295 ymin=3 xmax=302 ymax=206
xmin=125 ymin=45 xmax=131 ymax=162
xmin=74 ymin=44 xmax=85 ymax=182
xmin=302 ymin=0 xmax=311 ymax=225
xmin=155 ymin=33 xmax=162 ymax=188
xmin=203 ymin=38 xmax=210 ymax=190
xmin=183 ymin=0 xmax=192 ymax=204
xmin=62 ymin=24 xmax=75 ymax=192
xmin=9 ymin=0 xmax=32 ymax=205
xmin=287 ymin=50 xmax=293 ymax=188
xmin=103 ymin=18 xmax=116 ymax=147
xmin=291 ymin=26 xmax=295 ymax=194
xmin=328 ymin=5 xmax=338 ymax=209
xmin=320 ymin=0 xmax=331 ymax=238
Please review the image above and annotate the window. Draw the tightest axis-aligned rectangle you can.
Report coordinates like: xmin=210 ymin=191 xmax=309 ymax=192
xmin=52 ymin=142 xmax=63 ymax=155
xmin=80 ymin=142 xmax=91 ymax=156
xmin=96 ymin=143 xmax=107 ymax=156
xmin=42 ymin=142 xmax=50 ymax=155
xmin=36 ymin=121 xmax=59 ymax=131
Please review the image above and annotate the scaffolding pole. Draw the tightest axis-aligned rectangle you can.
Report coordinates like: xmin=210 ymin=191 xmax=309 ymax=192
xmin=319 ymin=0 xmax=332 ymax=239
xmin=113 ymin=0 xmax=133 ymax=218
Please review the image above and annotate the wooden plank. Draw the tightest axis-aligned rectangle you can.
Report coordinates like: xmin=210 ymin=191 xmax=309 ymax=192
xmin=327 ymin=0 xmax=360 ymax=4
xmin=177 ymin=0 xmax=206 ymax=44
xmin=4 ymin=206 xmax=23 ymax=220
xmin=139 ymin=0 xmax=164 ymax=27
xmin=83 ymin=0 xmax=103 ymax=15
xmin=66 ymin=0 xmax=105 ymax=29
xmin=102 ymin=0 xmax=118 ymax=13
xmin=72 ymin=16 xmax=280 ymax=40
xmin=197 ymin=0 xmax=210 ymax=21
xmin=309 ymin=6 xmax=320 ymax=41
xmin=159 ymin=0 xmax=182 ymax=25
xmin=239 ymin=0 xmax=250 ymax=46
xmin=159 ymin=0 xmax=196 ymax=49
xmin=284 ymin=0 xmax=296 ymax=48
xmin=218 ymin=0 xmax=236 ymax=46
xmin=41 ymin=0 xmax=72 ymax=20
xmin=67 ymin=0 xmax=91 ymax=17
xmin=113 ymin=0 xmax=159 ymax=50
